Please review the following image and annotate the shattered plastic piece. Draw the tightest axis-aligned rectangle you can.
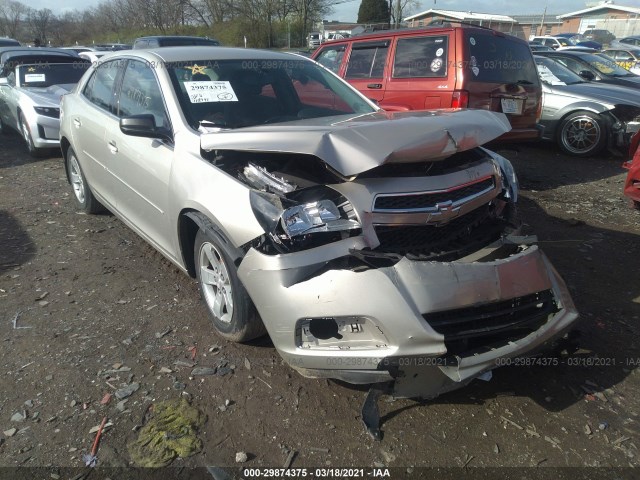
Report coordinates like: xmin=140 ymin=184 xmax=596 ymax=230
xmin=361 ymin=387 xmax=384 ymax=441
xmin=128 ymin=398 xmax=205 ymax=467
xmin=477 ymin=371 xmax=493 ymax=382
xmin=100 ymin=393 xmax=112 ymax=405
xmin=3 ymin=428 xmax=16 ymax=437
xmin=115 ymin=382 xmax=140 ymax=400
xmin=235 ymin=451 xmax=248 ymax=463
xmin=191 ymin=367 xmax=217 ymax=376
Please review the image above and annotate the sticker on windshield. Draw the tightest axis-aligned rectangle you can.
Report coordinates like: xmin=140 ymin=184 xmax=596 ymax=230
xmin=536 ymin=65 xmax=566 ymax=85
xmin=25 ymin=73 xmax=45 ymax=82
xmin=436 ymin=48 xmax=444 ymax=57
xmin=184 ymin=81 xmax=238 ymax=103
xmin=430 ymin=58 xmax=443 ymax=72
xmin=469 ymin=37 xmax=476 ymax=46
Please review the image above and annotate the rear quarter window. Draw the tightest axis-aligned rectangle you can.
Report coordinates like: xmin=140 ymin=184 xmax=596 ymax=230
xmin=392 ymin=35 xmax=448 ymax=78
xmin=466 ymin=32 xmax=539 ymax=85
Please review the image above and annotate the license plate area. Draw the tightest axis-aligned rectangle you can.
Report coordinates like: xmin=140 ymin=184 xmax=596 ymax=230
xmin=501 ymin=98 xmax=524 ymax=115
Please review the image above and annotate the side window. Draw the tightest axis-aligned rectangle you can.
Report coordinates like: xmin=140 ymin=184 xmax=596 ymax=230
xmin=316 ymin=45 xmax=346 ymax=73
xmin=118 ymin=59 xmax=169 ymax=130
xmin=345 ymin=41 xmax=389 ymax=79
xmin=83 ymin=60 xmax=121 ymax=113
xmin=393 ymin=35 xmax=448 ymax=78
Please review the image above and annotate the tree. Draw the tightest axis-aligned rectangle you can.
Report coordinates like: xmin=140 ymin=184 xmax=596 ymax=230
xmin=357 ymin=0 xmax=389 ymax=24
xmin=0 ymin=0 xmax=28 ymax=39
xmin=27 ymin=7 xmax=52 ymax=45
xmin=390 ymin=0 xmax=419 ymax=27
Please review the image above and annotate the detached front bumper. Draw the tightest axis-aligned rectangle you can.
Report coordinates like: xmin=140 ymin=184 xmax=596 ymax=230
xmin=238 ymin=236 xmax=578 ymax=399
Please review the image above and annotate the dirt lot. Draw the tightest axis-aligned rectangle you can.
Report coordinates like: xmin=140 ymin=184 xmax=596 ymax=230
xmin=0 ymin=130 xmax=639 ymax=477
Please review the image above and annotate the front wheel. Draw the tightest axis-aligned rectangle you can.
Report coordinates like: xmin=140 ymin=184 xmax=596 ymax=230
xmin=66 ymin=147 xmax=104 ymax=213
xmin=558 ymin=111 xmax=607 ymax=157
xmin=19 ymin=112 xmax=45 ymax=158
xmin=194 ymin=228 xmax=265 ymax=342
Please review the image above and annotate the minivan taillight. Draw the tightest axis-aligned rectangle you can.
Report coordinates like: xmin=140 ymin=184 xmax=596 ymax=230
xmin=451 ymin=90 xmax=469 ymax=109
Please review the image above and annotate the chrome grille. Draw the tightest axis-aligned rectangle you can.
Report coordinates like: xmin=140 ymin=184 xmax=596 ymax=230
xmin=373 ymin=177 xmax=495 ymax=213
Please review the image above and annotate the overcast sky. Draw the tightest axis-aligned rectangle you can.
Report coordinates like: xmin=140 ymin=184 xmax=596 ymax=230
xmin=21 ymin=0 xmax=640 ymax=22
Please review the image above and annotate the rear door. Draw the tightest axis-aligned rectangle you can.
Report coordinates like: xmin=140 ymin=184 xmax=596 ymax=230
xmin=344 ymin=39 xmax=391 ymax=104
xmin=463 ymin=30 xmax=541 ymax=140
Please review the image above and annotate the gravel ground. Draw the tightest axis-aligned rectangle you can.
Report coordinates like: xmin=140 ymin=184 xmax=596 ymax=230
xmin=0 ymin=131 xmax=639 ymax=477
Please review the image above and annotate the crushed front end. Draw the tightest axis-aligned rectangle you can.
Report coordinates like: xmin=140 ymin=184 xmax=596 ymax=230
xmin=203 ymin=110 xmax=579 ymax=399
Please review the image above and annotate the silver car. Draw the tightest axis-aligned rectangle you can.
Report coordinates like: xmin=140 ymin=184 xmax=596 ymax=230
xmin=536 ymin=55 xmax=640 ymax=156
xmin=0 ymin=55 xmax=87 ymax=156
xmin=59 ymin=47 xmax=578 ymax=400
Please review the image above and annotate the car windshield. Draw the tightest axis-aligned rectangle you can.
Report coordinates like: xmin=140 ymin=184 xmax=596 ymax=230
xmin=167 ymin=58 xmax=376 ymax=130
xmin=535 ymin=56 xmax=584 ymax=85
xmin=18 ymin=63 xmax=86 ymax=87
xmin=583 ymin=53 xmax=636 ymax=76
xmin=558 ymin=38 xmax=574 ymax=46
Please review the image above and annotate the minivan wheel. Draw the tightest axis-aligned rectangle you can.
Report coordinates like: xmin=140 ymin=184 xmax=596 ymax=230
xmin=194 ymin=228 xmax=265 ymax=342
xmin=19 ymin=112 xmax=45 ymax=158
xmin=66 ymin=147 xmax=104 ymax=213
xmin=558 ymin=111 xmax=607 ymax=157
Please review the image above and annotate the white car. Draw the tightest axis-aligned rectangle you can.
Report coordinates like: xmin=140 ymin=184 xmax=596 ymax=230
xmin=0 ymin=51 xmax=87 ymax=156
xmin=59 ymin=46 xmax=578 ymax=402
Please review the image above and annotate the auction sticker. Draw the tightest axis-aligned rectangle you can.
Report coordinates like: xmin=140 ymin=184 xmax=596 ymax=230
xmin=184 ymin=81 xmax=238 ymax=103
xmin=470 ymin=37 xmax=476 ymax=46
xmin=436 ymin=48 xmax=444 ymax=57
xmin=25 ymin=73 xmax=46 ymax=82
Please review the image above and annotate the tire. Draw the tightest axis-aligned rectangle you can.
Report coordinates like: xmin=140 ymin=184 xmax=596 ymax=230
xmin=557 ymin=110 xmax=607 ymax=157
xmin=194 ymin=228 xmax=265 ymax=342
xmin=66 ymin=147 xmax=104 ymax=214
xmin=19 ymin=111 xmax=46 ymax=158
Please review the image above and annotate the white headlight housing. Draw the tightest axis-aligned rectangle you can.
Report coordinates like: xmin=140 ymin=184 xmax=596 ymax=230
xmin=281 ymin=200 xmax=360 ymax=237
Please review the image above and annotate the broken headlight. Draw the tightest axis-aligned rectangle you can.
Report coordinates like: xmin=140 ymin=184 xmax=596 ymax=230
xmin=482 ymin=148 xmax=519 ymax=202
xmin=250 ymin=189 xmax=361 ymax=253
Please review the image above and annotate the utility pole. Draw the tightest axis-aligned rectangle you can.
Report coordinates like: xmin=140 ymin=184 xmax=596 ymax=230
xmin=396 ymin=0 xmax=402 ymax=28
xmin=539 ymin=5 xmax=547 ymax=35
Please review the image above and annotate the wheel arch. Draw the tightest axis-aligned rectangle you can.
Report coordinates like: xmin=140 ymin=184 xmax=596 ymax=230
xmin=60 ymin=137 xmax=71 ymax=182
xmin=178 ymin=209 xmax=246 ymax=278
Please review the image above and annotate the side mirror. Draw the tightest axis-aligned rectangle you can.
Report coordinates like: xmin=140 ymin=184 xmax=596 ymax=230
xmin=120 ymin=114 xmax=171 ymax=142
xmin=579 ymin=70 xmax=596 ymax=80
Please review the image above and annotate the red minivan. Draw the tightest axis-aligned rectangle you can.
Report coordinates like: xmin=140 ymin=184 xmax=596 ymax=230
xmin=312 ymin=25 xmax=542 ymax=141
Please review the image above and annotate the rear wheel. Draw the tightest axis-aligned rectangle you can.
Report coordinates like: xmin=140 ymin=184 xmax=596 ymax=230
xmin=194 ymin=228 xmax=265 ymax=342
xmin=66 ymin=147 xmax=104 ymax=213
xmin=558 ymin=111 xmax=607 ymax=157
xmin=19 ymin=111 xmax=45 ymax=158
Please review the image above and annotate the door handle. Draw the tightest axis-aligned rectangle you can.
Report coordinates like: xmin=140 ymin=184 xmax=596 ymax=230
xmin=108 ymin=141 xmax=118 ymax=154
xmin=367 ymin=83 xmax=382 ymax=89
xmin=73 ymin=118 xmax=81 ymax=128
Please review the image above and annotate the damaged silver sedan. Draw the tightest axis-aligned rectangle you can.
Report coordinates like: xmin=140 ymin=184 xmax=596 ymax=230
xmin=60 ymin=47 xmax=578 ymax=402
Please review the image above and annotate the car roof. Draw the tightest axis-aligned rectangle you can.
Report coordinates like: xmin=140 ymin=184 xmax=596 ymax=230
xmin=537 ymin=50 xmax=590 ymax=57
xmin=136 ymin=35 xmax=217 ymax=41
xmin=104 ymin=46 xmax=310 ymax=63
xmin=321 ymin=24 xmax=522 ymax=45
xmin=0 ymin=47 xmax=79 ymax=62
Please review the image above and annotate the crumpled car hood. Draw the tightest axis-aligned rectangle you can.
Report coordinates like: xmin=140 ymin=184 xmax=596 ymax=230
xmin=20 ymin=84 xmax=74 ymax=107
xmin=200 ymin=109 xmax=511 ymax=176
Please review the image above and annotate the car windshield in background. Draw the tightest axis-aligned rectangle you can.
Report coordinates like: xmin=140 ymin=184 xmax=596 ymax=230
xmin=585 ymin=53 xmax=636 ymax=76
xmin=466 ymin=32 xmax=539 ymax=85
xmin=18 ymin=63 xmax=86 ymax=87
xmin=167 ymin=59 xmax=376 ymax=130
xmin=535 ymin=56 xmax=584 ymax=85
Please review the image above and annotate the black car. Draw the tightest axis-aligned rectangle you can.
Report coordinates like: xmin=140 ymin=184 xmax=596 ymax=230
xmin=133 ymin=36 xmax=220 ymax=49
xmin=0 ymin=38 xmax=20 ymax=47
xmin=537 ymin=50 xmax=640 ymax=89
xmin=583 ymin=29 xmax=615 ymax=45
